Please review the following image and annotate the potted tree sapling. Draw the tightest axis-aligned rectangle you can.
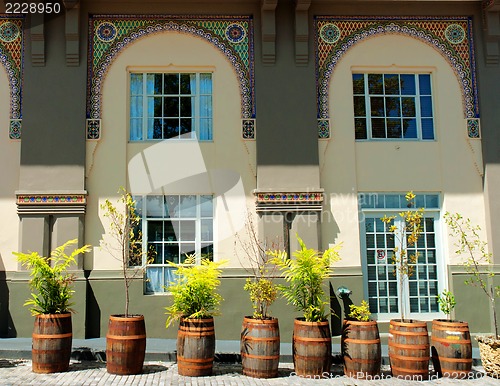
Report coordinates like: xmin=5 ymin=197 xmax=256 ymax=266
xmin=342 ymin=300 xmax=381 ymax=378
xmin=100 ymin=188 xmax=154 ymax=375
xmin=165 ymin=255 xmax=227 ymax=377
xmin=236 ymin=215 xmax=280 ymax=378
xmin=271 ymin=235 xmax=341 ymax=377
xmin=381 ymin=191 xmax=430 ymax=379
xmin=14 ymin=239 xmax=91 ymax=373
xmin=431 ymin=289 xmax=472 ymax=378
xmin=444 ymin=212 xmax=500 ymax=378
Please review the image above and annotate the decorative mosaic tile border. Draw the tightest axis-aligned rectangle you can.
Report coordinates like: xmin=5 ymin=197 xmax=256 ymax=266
xmin=315 ymin=16 xmax=479 ymax=128
xmin=256 ymin=192 xmax=324 ymax=204
xmin=242 ymin=118 xmax=255 ymax=139
xmin=0 ymin=16 xmax=25 ymax=137
xmin=467 ymin=118 xmax=480 ymax=139
xmin=87 ymin=15 xmax=255 ymax=140
xmin=17 ymin=194 xmax=87 ymax=205
xmin=318 ymin=119 xmax=330 ymax=139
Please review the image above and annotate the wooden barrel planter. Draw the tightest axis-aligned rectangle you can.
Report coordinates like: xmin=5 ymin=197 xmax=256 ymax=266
xmin=431 ymin=319 xmax=472 ymax=379
xmin=106 ymin=314 xmax=146 ymax=375
xmin=240 ymin=316 xmax=280 ymax=378
xmin=32 ymin=313 xmax=72 ymax=374
xmin=388 ymin=319 xmax=430 ymax=380
xmin=293 ymin=318 xmax=331 ymax=376
xmin=177 ymin=317 xmax=215 ymax=377
xmin=342 ymin=320 xmax=381 ymax=378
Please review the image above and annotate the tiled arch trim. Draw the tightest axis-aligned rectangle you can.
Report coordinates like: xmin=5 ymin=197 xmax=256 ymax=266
xmin=87 ymin=15 xmax=255 ymax=139
xmin=315 ymin=16 xmax=479 ymax=124
xmin=0 ymin=16 xmax=24 ymax=139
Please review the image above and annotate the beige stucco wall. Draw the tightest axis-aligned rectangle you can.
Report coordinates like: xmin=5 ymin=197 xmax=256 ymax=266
xmin=320 ymin=34 xmax=486 ymax=269
xmin=0 ymin=66 xmax=21 ymax=271
xmin=85 ymin=31 xmax=257 ymax=271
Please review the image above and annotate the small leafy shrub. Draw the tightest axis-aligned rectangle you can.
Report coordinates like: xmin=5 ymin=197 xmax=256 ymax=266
xmin=348 ymin=300 xmax=371 ymax=322
xmin=14 ymin=239 xmax=91 ymax=315
xmin=270 ymin=236 xmax=341 ymax=322
xmin=244 ymin=277 xmax=278 ymax=320
xmin=165 ymin=256 xmax=227 ymax=328
xmin=437 ymin=289 xmax=456 ymax=320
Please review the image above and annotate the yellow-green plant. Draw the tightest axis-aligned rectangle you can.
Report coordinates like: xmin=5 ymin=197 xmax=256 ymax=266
xmin=444 ymin=212 xmax=499 ymax=338
xmin=244 ymin=277 xmax=278 ymax=320
xmin=381 ymin=191 xmax=424 ymax=322
xmin=165 ymin=256 xmax=227 ymax=328
xmin=100 ymin=188 xmax=155 ymax=317
xmin=14 ymin=239 xmax=91 ymax=315
xmin=437 ymin=289 xmax=456 ymax=320
xmin=270 ymin=236 xmax=341 ymax=322
xmin=348 ymin=300 xmax=371 ymax=322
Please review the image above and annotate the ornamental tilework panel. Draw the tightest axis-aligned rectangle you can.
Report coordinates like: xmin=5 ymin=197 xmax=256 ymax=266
xmin=467 ymin=118 xmax=480 ymax=138
xmin=0 ymin=16 xmax=25 ymax=137
xmin=87 ymin=15 xmax=255 ymax=140
xmin=315 ymin=17 xmax=479 ymax=129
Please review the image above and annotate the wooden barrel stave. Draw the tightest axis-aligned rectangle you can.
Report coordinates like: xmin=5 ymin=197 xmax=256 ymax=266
xmin=431 ymin=319 xmax=472 ymax=379
xmin=106 ymin=315 xmax=146 ymax=375
xmin=293 ymin=319 xmax=331 ymax=377
xmin=177 ymin=317 xmax=215 ymax=377
xmin=388 ymin=320 xmax=430 ymax=380
xmin=32 ymin=313 xmax=72 ymax=374
xmin=342 ymin=320 xmax=381 ymax=378
xmin=241 ymin=317 xmax=280 ymax=378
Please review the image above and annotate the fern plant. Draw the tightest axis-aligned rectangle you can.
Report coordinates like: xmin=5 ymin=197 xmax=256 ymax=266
xmin=165 ymin=256 xmax=227 ymax=328
xmin=14 ymin=239 xmax=91 ymax=315
xmin=270 ymin=236 xmax=341 ymax=322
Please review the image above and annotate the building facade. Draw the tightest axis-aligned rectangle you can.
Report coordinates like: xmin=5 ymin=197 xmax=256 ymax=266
xmin=0 ymin=0 xmax=499 ymax=341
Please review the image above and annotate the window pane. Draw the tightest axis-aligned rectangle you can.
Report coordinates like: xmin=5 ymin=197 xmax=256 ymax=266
xmin=148 ymin=221 xmax=163 ymax=241
xmin=400 ymin=74 xmax=415 ymax=95
xmin=421 ymin=119 xmax=434 ymax=140
xmin=180 ymin=74 xmax=194 ymax=94
xmin=153 ymin=74 xmax=163 ymax=95
xmin=368 ymin=74 xmax=383 ymax=94
xmin=200 ymin=96 xmax=212 ymax=117
xmin=353 ymin=96 xmax=366 ymax=117
xmin=180 ymin=97 xmax=193 ymax=117
xmin=387 ymin=118 xmax=402 ymax=138
xmin=145 ymin=267 xmax=163 ymax=293
xmin=200 ymin=73 xmax=212 ymax=93
xmin=180 ymin=118 xmax=192 ymax=136
xmin=164 ymin=97 xmax=179 ymax=117
xmin=153 ymin=97 xmax=162 ymax=117
xmin=385 ymin=97 xmax=400 ymax=117
xmin=371 ymin=118 xmax=385 ymax=138
xmin=165 ymin=196 xmax=180 ymax=217
xmin=200 ymin=196 xmax=213 ymax=217
xmin=419 ymin=74 xmax=431 ymax=94
xmin=130 ymin=74 xmax=143 ymax=95
xmin=199 ymin=118 xmax=212 ymax=140
xmin=152 ymin=119 xmax=162 ymax=139
xmin=180 ymin=195 xmax=197 ymax=217
xmin=402 ymin=119 xmax=417 ymax=138
xmin=402 ymin=97 xmax=416 ymax=117
xmin=370 ymin=97 xmax=384 ymax=117
xmin=352 ymin=74 xmax=365 ymax=94
xmin=146 ymin=74 xmax=156 ymax=95
xmin=426 ymin=195 xmax=439 ymax=208
xmin=130 ymin=118 xmax=142 ymax=140
xmin=164 ymin=220 xmax=179 ymax=242
xmin=201 ymin=244 xmax=214 ymax=261
xmin=130 ymin=96 xmax=143 ymax=118
xmin=201 ymin=219 xmax=213 ymax=241
xmin=164 ymin=74 xmax=179 ymax=94
xmin=165 ymin=245 xmax=179 ymax=263
xmin=180 ymin=243 xmax=196 ymax=257
xmin=164 ymin=119 xmax=180 ymax=139
xmin=420 ymin=96 xmax=433 ymax=117
xmin=180 ymin=221 xmax=196 ymax=241
xmin=146 ymin=196 xmax=164 ymax=217
xmin=355 ymin=118 xmax=367 ymax=139
xmin=384 ymin=74 xmax=399 ymax=94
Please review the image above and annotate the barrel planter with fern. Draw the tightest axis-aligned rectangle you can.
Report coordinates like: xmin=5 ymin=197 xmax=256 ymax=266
xmin=293 ymin=318 xmax=331 ymax=376
xmin=430 ymin=319 xmax=472 ymax=378
xmin=342 ymin=320 xmax=381 ymax=378
xmin=32 ymin=313 xmax=73 ymax=374
xmin=106 ymin=314 xmax=146 ymax=375
xmin=388 ymin=319 xmax=430 ymax=380
xmin=177 ymin=317 xmax=216 ymax=377
xmin=240 ymin=316 xmax=280 ymax=378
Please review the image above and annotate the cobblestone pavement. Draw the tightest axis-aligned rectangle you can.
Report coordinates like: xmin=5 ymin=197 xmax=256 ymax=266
xmin=0 ymin=360 xmax=499 ymax=386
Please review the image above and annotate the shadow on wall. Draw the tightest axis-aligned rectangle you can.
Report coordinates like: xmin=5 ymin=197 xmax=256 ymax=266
xmin=0 ymin=255 xmax=16 ymax=337
xmin=330 ymin=282 xmax=353 ymax=337
xmin=85 ymin=270 xmax=101 ymax=338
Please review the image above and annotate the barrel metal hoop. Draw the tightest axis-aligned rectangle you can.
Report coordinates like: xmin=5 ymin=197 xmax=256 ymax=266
xmin=32 ymin=333 xmax=72 ymax=339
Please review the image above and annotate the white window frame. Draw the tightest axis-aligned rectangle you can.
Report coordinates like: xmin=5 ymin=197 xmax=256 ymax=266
xmin=134 ymin=194 xmax=215 ymax=295
xmin=359 ymin=194 xmax=446 ymax=322
xmin=129 ymin=72 xmax=213 ymax=142
xmin=352 ymin=73 xmax=435 ymax=141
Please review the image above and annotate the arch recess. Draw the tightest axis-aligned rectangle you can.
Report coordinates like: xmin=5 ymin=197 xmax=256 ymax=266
xmin=86 ymin=16 xmax=254 ymax=139
xmin=315 ymin=17 xmax=479 ymax=121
